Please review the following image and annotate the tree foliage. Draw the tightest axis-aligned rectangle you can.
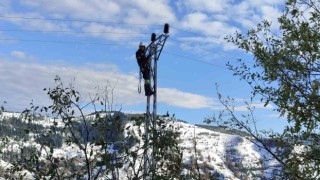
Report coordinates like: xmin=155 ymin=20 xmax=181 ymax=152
xmin=1 ymin=76 xmax=183 ymax=179
xmin=215 ymin=0 xmax=320 ymax=178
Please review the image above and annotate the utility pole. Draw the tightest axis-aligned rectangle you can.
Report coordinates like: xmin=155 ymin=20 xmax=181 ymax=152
xmin=141 ymin=23 xmax=169 ymax=180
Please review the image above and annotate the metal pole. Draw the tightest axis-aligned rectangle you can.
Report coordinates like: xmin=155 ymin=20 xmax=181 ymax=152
xmin=151 ymin=42 xmax=158 ymax=176
xmin=141 ymin=24 xmax=169 ymax=178
xmin=143 ymin=95 xmax=150 ymax=179
xmin=153 ymin=42 xmax=158 ymax=128
xmin=143 ymin=48 xmax=152 ymax=179
xmin=152 ymin=44 xmax=157 ymax=138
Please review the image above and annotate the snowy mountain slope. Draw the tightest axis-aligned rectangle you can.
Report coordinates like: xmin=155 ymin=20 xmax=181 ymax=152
xmin=0 ymin=112 xmax=280 ymax=179
xmin=0 ymin=111 xmax=21 ymax=119
xmin=171 ymin=121 xmax=279 ymax=179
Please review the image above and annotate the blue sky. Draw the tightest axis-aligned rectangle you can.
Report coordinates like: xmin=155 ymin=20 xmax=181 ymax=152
xmin=0 ymin=0 xmax=287 ymax=131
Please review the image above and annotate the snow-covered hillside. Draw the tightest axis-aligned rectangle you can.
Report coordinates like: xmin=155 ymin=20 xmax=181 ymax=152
xmin=176 ymin=121 xmax=280 ymax=179
xmin=0 ymin=111 xmax=21 ymax=119
xmin=0 ymin=112 xmax=280 ymax=179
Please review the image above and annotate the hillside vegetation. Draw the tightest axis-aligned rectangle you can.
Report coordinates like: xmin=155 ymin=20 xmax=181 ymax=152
xmin=0 ymin=111 xmax=280 ymax=179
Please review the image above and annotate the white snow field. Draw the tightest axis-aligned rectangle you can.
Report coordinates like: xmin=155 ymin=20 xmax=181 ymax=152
xmin=0 ymin=112 xmax=280 ymax=179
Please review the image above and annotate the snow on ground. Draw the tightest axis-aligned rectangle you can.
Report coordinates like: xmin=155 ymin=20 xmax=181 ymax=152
xmin=172 ymin=121 xmax=275 ymax=179
xmin=0 ymin=159 xmax=33 ymax=179
xmin=0 ymin=112 xmax=279 ymax=179
xmin=176 ymin=122 xmax=238 ymax=179
xmin=0 ymin=112 xmax=21 ymax=119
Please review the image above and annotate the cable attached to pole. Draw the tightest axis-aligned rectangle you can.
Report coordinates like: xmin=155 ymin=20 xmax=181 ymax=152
xmin=138 ymin=71 xmax=142 ymax=94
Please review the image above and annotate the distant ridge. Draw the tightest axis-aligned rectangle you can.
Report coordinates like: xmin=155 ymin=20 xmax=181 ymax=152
xmin=195 ymin=124 xmax=251 ymax=137
xmin=0 ymin=111 xmax=21 ymax=119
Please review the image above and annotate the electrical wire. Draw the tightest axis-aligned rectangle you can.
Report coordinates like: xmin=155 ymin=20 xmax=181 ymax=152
xmin=170 ymin=27 xmax=253 ymax=63
xmin=0 ymin=38 xmax=134 ymax=46
xmin=169 ymin=37 xmax=239 ymax=59
xmin=0 ymin=29 xmax=243 ymax=63
xmin=0 ymin=15 xmax=247 ymax=68
xmin=169 ymin=37 xmax=251 ymax=64
xmin=0 ymin=15 xmax=234 ymax=45
xmin=171 ymin=26 xmax=204 ymax=36
xmin=163 ymin=50 xmax=229 ymax=69
xmin=0 ymin=15 xmax=163 ymax=26
xmin=0 ymin=29 xmax=248 ymax=65
xmin=171 ymin=26 xmax=224 ymax=44
xmin=0 ymin=29 xmax=239 ymax=61
xmin=0 ymin=15 xmax=238 ymax=58
xmin=0 ymin=15 xmax=227 ymax=43
xmin=0 ymin=29 xmax=149 ymax=35
xmin=0 ymin=37 xmax=237 ymax=68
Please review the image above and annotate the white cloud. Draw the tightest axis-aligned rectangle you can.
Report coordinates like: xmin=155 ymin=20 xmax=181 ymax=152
xmin=268 ymin=113 xmax=286 ymax=119
xmin=0 ymin=54 xmax=272 ymax=112
xmin=84 ymin=63 xmax=119 ymax=72
xmin=178 ymin=12 xmax=240 ymax=50
xmin=3 ymin=11 xmax=71 ymax=32
xmin=181 ymin=13 xmax=240 ymax=37
xmin=11 ymin=51 xmax=27 ymax=59
xmin=20 ymin=0 xmax=177 ymax=25
xmin=178 ymin=0 xmax=284 ymax=34
xmin=158 ymin=88 xmax=215 ymax=109
xmin=173 ymin=0 xmax=286 ymax=57
xmin=0 ymin=0 xmax=176 ymax=43
xmin=10 ymin=51 xmax=36 ymax=61
xmin=0 ymin=0 xmax=11 ymax=12
xmin=261 ymin=5 xmax=282 ymax=30
xmin=21 ymin=0 xmax=121 ymax=22
xmin=124 ymin=0 xmax=177 ymax=25
xmin=0 ymin=58 xmax=141 ymax=111
xmin=230 ymin=1 xmax=284 ymax=29
xmin=0 ymin=0 xmax=288 ymax=118
xmin=246 ymin=0 xmax=284 ymax=7
xmin=179 ymin=0 xmax=231 ymax=13
xmin=0 ymin=57 xmax=216 ymax=111
xmin=233 ymin=103 xmax=273 ymax=111
xmin=82 ymin=23 xmax=142 ymax=41
xmin=1 ymin=0 xmax=285 ymax=53
xmin=178 ymin=36 xmax=223 ymax=48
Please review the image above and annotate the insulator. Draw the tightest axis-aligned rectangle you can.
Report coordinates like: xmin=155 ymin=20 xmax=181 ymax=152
xmin=151 ymin=33 xmax=156 ymax=42
xmin=164 ymin=23 xmax=169 ymax=34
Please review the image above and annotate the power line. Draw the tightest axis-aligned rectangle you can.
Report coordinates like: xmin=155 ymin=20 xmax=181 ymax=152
xmin=0 ymin=15 xmax=228 ymax=46
xmin=170 ymin=26 xmax=253 ymax=63
xmin=0 ymin=28 xmax=241 ymax=62
xmin=171 ymin=26 xmax=224 ymax=44
xmin=0 ymin=38 xmax=133 ymax=46
xmin=0 ymin=29 xmax=149 ymax=35
xmin=0 ymin=15 xmax=230 ymax=44
xmin=0 ymin=16 xmax=233 ymax=58
xmin=169 ymin=37 xmax=253 ymax=65
xmin=0 ymin=15 xmax=226 ymax=43
xmin=0 ymin=15 xmax=163 ymax=26
xmin=171 ymin=26 xmax=205 ymax=36
xmin=170 ymin=37 xmax=232 ymax=56
xmin=0 ymin=37 xmax=234 ymax=68
xmin=163 ymin=50 xmax=228 ymax=69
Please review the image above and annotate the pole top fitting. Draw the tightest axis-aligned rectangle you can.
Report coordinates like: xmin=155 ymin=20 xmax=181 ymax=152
xmin=151 ymin=33 xmax=156 ymax=42
xmin=164 ymin=23 xmax=169 ymax=34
